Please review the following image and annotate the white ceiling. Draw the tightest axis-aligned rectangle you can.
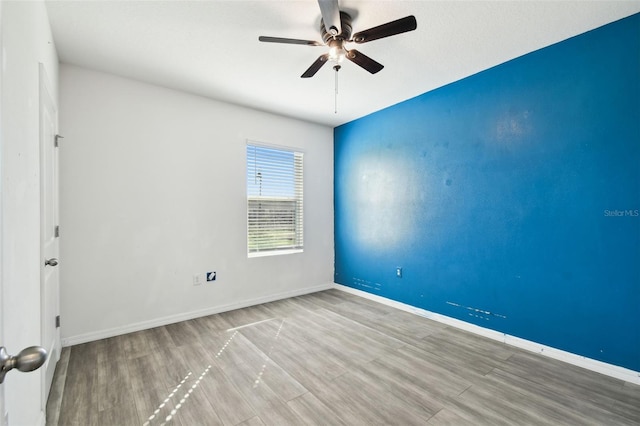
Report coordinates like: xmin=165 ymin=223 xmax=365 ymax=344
xmin=45 ymin=1 xmax=640 ymax=127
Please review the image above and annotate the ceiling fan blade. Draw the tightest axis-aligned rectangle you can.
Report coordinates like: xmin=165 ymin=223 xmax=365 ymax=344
xmin=259 ymin=36 xmax=322 ymax=46
xmin=318 ymin=0 xmax=341 ymax=36
xmin=352 ymin=15 xmax=417 ymax=44
xmin=301 ymin=54 xmax=329 ymax=78
xmin=346 ymin=49 xmax=384 ymax=74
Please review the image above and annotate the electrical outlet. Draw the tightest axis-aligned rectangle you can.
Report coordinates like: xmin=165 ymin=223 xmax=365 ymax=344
xmin=396 ymin=267 xmax=402 ymax=278
xmin=193 ymin=273 xmax=204 ymax=286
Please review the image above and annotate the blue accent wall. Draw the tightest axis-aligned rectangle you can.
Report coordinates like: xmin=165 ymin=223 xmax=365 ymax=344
xmin=334 ymin=14 xmax=640 ymax=371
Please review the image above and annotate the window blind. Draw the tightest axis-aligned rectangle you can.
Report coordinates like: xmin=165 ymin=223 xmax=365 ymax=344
xmin=247 ymin=144 xmax=303 ymax=255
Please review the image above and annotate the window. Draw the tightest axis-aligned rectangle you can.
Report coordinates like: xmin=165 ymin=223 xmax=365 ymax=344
xmin=247 ymin=143 xmax=303 ymax=256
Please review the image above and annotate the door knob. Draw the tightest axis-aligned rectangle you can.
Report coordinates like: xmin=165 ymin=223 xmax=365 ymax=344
xmin=0 ymin=346 xmax=47 ymax=383
xmin=44 ymin=258 xmax=58 ymax=267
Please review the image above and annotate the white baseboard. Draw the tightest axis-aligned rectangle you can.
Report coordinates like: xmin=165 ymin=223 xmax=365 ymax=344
xmin=333 ymin=283 xmax=640 ymax=385
xmin=61 ymin=282 xmax=333 ymax=347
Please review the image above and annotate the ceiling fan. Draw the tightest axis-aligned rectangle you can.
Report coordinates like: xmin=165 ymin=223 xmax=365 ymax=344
xmin=258 ymin=0 xmax=417 ymax=78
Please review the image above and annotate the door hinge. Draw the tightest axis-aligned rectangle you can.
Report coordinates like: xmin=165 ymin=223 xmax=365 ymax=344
xmin=55 ymin=315 xmax=61 ymax=328
xmin=54 ymin=134 xmax=64 ymax=147
xmin=55 ymin=225 xmax=60 ymax=238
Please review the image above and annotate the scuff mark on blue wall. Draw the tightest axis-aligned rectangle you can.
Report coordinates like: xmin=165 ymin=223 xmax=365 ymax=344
xmin=334 ymin=14 xmax=640 ymax=371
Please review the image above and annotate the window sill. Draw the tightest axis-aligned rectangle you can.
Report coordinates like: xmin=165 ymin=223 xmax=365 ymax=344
xmin=248 ymin=248 xmax=303 ymax=258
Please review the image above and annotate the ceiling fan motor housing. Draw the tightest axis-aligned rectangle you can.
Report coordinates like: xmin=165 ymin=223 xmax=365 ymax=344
xmin=322 ymin=11 xmax=353 ymax=44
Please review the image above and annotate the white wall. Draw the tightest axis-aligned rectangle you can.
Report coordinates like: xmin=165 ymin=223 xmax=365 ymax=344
xmin=59 ymin=64 xmax=334 ymax=344
xmin=1 ymin=1 xmax=58 ymax=425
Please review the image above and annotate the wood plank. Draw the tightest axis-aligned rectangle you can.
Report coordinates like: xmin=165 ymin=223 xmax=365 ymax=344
xmin=187 ymin=313 xmax=233 ymax=333
xmin=57 ymin=365 xmax=98 ymax=426
xmin=222 ymin=360 xmax=305 ymax=425
xmin=287 ymin=392 xmax=347 ymax=426
xmin=484 ymin=367 xmax=631 ymax=425
xmin=97 ymin=356 xmax=133 ymax=411
xmin=261 ymin=297 xmax=317 ymax=319
xmin=345 ymin=365 xmax=440 ymax=422
xmin=95 ymin=334 xmax=128 ymax=364
xmin=426 ymin=408 xmax=477 ymax=425
xmin=46 ymin=346 xmax=70 ymax=426
xmin=132 ymin=385 xmax=184 ymax=426
xmin=355 ymin=359 xmax=444 ymax=416
xmin=173 ymin=379 xmax=224 ymax=426
xmin=236 ymin=416 xmax=266 ymax=426
xmin=94 ymin=399 xmax=140 ymax=426
xmin=267 ymin=347 xmax=347 ymax=394
xmin=234 ymin=317 xmax=290 ymax=355
xmin=122 ymin=329 xmax=155 ymax=360
xmin=315 ymin=370 xmax=428 ymax=425
xmin=164 ymin=319 xmax=200 ymax=347
xmin=127 ymin=353 xmax=168 ymax=392
xmin=154 ymin=345 xmax=196 ymax=390
xmin=193 ymin=364 xmax=257 ymax=425
xmin=297 ymin=290 xmax=350 ymax=310
xmin=614 ymin=382 xmax=640 ymax=421
xmin=500 ymin=350 xmax=636 ymax=417
xmin=221 ymin=304 xmax=276 ymax=328
xmin=145 ymin=325 xmax=176 ymax=352
xmin=201 ymin=330 xmax=269 ymax=370
xmin=409 ymin=331 xmax=505 ymax=376
xmin=65 ymin=340 xmax=101 ymax=377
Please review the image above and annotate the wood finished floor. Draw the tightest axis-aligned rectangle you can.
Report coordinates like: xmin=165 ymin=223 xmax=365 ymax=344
xmin=47 ymin=289 xmax=640 ymax=426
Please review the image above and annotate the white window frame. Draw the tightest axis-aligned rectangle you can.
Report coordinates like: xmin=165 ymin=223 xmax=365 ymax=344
xmin=247 ymin=141 xmax=304 ymax=257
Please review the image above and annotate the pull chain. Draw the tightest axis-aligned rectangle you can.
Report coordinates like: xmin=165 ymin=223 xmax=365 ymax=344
xmin=333 ymin=65 xmax=341 ymax=114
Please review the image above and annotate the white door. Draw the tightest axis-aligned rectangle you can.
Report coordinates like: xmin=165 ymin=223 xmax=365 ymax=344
xmin=1 ymin=5 xmax=56 ymax=424
xmin=0 ymin=135 xmax=5 ymax=424
xmin=39 ymin=64 xmax=60 ymax=408
xmin=0 ymin=222 xmax=5 ymax=426
xmin=0 ymin=257 xmax=5 ymax=426
xmin=0 ymin=1 xmax=6 ymax=423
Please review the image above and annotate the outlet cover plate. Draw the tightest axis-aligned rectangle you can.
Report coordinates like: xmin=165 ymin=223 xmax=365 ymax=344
xmin=193 ymin=273 xmax=204 ymax=286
